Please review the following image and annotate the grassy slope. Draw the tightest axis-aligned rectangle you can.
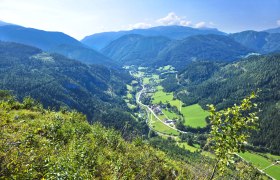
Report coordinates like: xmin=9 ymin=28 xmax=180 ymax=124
xmin=0 ymin=98 xmax=193 ymax=179
xmin=148 ymin=113 xmax=179 ymax=136
xmin=181 ymin=104 xmax=209 ymax=128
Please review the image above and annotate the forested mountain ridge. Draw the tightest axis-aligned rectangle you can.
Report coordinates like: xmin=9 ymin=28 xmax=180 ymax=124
xmin=102 ymin=34 xmax=252 ymax=68
xmin=0 ymin=41 xmax=146 ymax=135
xmin=155 ymin=34 xmax=251 ymax=68
xmin=229 ymin=31 xmax=280 ymax=53
xmin=162 ymin=54 xmax=280 ymax=154
xmin=101 ymin=34 xmax=172 ymax=65
xmin=81 ymin=25 xmax=226 ymax=50
xmin=0 ymin=25 xmax=112 ymax=65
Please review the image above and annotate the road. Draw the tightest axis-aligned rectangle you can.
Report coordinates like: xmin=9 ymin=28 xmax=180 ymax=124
xmin=136 ymin=84 xmax=188 ymax=134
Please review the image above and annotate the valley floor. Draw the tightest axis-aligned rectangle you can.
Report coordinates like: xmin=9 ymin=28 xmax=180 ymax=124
xmin=123 ymin=65 xmax=280 ymax=180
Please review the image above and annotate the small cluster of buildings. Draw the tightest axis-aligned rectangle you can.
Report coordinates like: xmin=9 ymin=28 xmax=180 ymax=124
xmin=149 ymin=105 xmax=176 ymax=126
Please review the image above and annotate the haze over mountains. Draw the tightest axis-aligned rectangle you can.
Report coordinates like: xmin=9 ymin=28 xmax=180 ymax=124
xmin=81 ymin=25 xmax=226 ymax=50
xmin=0 ymin=23 xmax=112 ymax=65
xmin=0 ymin=20 xmax=280 ymax=69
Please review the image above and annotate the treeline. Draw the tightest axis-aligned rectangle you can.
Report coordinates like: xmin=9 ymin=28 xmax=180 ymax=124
xmin=0 ymin=41 xmax=147 ymax=138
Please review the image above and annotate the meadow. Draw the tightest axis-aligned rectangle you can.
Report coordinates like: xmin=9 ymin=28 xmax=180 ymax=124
xmin=239 ymin=152 xmax=280 ymax=180
xmin=181 ymin=104 xmax=209 ymax=128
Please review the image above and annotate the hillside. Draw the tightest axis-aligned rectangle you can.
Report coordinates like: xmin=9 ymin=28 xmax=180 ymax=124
xmin=0 ymin=95 xmax=196 ymax=179
xmin=101 ymin=34 xmax=251 ymax=68
xmin=0 ymin=25 xmax=111 ymax=65
xmin=162 ymin=54 xmax=280 ymax=154
xmin=229 ymin=31 xmax=280 ymax=53
xmin=101 ymin=34 xmax=172 ymax=65
xmin=0 ymin=41 xmax=144 ymax=134
xmin=155 ymin=34 xmax=251 ymax=68
xmin=81 ymin=25 xmax=226 ymax=50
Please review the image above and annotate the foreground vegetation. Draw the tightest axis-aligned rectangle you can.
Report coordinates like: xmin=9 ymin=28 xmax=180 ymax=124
xmin=0 ymin=92 xmax=194 ymax=179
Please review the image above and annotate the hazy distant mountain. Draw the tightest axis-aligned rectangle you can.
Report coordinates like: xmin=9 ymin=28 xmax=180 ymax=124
xmin=0 ymin=25 xmax=112 ymax=65
xmin=101 ymin=34 xmax=171 ymax=65
xmin=102 ymin=33 xmax=251 ymax=68
xmin=263 ymin=27 xmax=280 ymax=34
xmin=81 ymin=25 xmax=226 ymax=50
xmin=230 ymin=30 xmax=280 ymax=53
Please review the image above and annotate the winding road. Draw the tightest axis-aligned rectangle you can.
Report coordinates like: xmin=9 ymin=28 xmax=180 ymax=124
xmin=136 ymin=84 xmax=188 ymax=135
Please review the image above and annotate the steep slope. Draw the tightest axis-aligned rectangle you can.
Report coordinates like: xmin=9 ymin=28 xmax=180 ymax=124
xmin=0 ymin=25 xmax=111 ymax=65
xmin=229 ymin=31 xmax=280 ymax=53
xmin=155 ymin=34 xmax=251 ymax=68
xmin=82 ymin=25 xmax=226 ymax=50
xmin=0 ymin=96 xmax=195 ymax=179
xmin=0 ymin=41 xmax=143 ymax=134
xmin=101 ymin=34 xmax=171 ymax=65
xmin=165 ymin=54 xmax=280 ymax=154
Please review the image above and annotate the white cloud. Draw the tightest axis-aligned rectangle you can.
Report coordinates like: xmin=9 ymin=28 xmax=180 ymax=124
xmin=156 ymin=12 xmax=192 ymax=27
xmin=128 ymin=22 xmax=152 ymax=30
xmin=194 ymin=21 xmax=207 ymax=28
xmin=126 ymin=12 xmax=214 ymax=31
xmin=277 ymin=20 xmax=280 ymax=26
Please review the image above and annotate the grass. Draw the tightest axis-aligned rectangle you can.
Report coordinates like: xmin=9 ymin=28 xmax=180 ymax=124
xmin=152 ymin=74 xmax=159 ymax=79
xmin=126 ymin=93 xmax=133 ymax=99
xmin=143 ymin=77 xmax=150 ymax=85
xmin=126 ymin=84 xmax=133 ymax=91
xmin=148 ymin=112 xmax=179 ymax=136
xmin=181 ymin=104 xmax=209 ymax=128
xmin=265 ymin=153 xmax=280 ymax=161
xmin=177 ymin=142 xmax=198 ymax=152
xmin=162 ymin=109 xmax=179 ymax=120
xmin=152 ymin=86 xmax=182 ymax=109
xmin=127 ymin=103 xmax=136 ymax=110
xmin=239 ymin=152 xmax=280 ymax=180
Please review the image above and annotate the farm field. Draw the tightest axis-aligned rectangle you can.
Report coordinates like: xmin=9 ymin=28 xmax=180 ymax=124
xmin=152 ymin=86 xmax=182 ymax=109
xmin=181 ymin=104 xmax=209 ymax=128
xmin=239 ymin=152 xmax=280 ymax=180
xmin=162 ymin=109 xmax=180 ymax=120
xmin=148 ymin=112 xmax=179 ymax=136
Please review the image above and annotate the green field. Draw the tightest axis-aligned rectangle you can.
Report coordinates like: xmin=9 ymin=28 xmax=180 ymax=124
xmin=126 ymin=84 xmax=133 ymax=91
xmin=126 ymin=93 xmax=133 ymax=99
xmin=157 ymin=65 xmax=175 ymax=71
xmin=181 ymin=104 xmax=209 ymax=128
xmin=177 ymin=142 xmax=198 ymax=152
xmin=162 ymin=109 xmax=179 ymax=120
xmin=143 ymin=77 xmax=150 ymax=85
xmin=239 ymin=152 xmax=280 ymax=180
xmin=152 ymin=86 xmax=182 ymax=109
xmin=148 ymin=112 xmax=179 ymax=136
xmin=151 ymin=86 xmax=209 ymax=128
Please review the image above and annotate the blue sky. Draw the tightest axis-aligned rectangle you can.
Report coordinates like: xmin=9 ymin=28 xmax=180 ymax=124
xmin=0 ymin=0 xmax=279 ymax=39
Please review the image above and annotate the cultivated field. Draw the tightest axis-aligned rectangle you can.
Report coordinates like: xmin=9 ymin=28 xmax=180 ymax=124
xmin=181 ymin=104 xmax=209 ymax=128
